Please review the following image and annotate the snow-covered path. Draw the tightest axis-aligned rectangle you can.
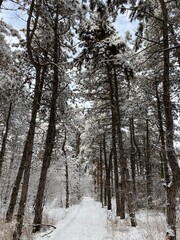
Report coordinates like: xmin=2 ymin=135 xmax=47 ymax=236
xmin=50 ymin=197 xmax=108 ymax=240
xmin=35 ymin=197 xmax=110 ymax=240
xmin=34 ymin=197 xmax=173 ymax=240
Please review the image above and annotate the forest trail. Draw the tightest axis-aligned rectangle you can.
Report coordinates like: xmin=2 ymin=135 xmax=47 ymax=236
xmin=35 ymin=197 xmax=111 ymax=240
xmin=51 ymin=197 xmax=108 ymax=240
xmin=34 ymin=197 xmax=168 ymax=240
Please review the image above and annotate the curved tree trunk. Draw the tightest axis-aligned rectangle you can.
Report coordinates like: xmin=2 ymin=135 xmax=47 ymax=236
xmin=6 ymin=0 xmax=43 ymax=226
xmin=32 ymin=6 xmax=59 ymax=232
xmin=6 ymin=67 xmax=42 ymax=223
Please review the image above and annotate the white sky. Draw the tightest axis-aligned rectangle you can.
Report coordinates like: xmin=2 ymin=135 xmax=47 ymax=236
xmin=1 ymin=1 xmax=27 ymax=30
xmin=114 ymin=14 xmax=137 ymax=37
xmin=1 ymin=1 xmax=137 ymax=39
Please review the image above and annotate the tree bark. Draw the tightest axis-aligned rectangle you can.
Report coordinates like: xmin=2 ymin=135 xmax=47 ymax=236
xmin=155 ymin=81 xmax=170 ymax=184
xmin=158 ymin=1 xmax=180 ymax=238
xmin=126 ymin=167 xmax=137 ymax=227
xmin=145 ymin=119 xmax=153 ymax=207
xmin=99 ymin=143 xmax=103 ymax=206
xmin=32 ymin=6 xmax=59 ymax=232
xmin=129 ymin=117 xmax=136 ymax=194
xmin=6 ymin=0 xmax=43 ymax=225
xmin=6 ymin=67 xmax=42 ymax=223
xmin=62 ymin=129 xmax=69 ymax=209
xmin=113 ymin=66 xmax=136 ymax=225
xmin=0 ymin=102 xmax=12 ymax=176
xmin=107 ymin=66 xmax=121 ymax=217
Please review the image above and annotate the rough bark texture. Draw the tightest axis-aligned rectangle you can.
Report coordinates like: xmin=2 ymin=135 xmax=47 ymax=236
xmin=159 ymin=0 xmax=180 ymax=238
xmin=103 ymin=134 xmax=112 ymax=210
xmin=126 ymin=167 xmax=137 ymax=227
xmin=0 ymin=102 xmax=12 ymax=176
xmin=113 ymin=67 xmax=136 ymax=224
xmin=7 ymin=1 xmax=43 ymax=230
xmin=113 ymin=67 xmax=126 ymax=219
xmin=99 ymin=143 xmax=103 ymax=206
xmin=129 ymin=117 xmax=136 ymax=194
xmin=155 ymin=82 xmax=170 ymax=184
xmin=63 ymin=130 xmax=69 ymax=209
xmin=6 ymin=67 xmax=42 ymax=223
xmin=32 ymin=6 xmax=59 ymax=232
xmin=107 ymin=66 xmax=121 ymax=216
xmin=145 ymin=119 xmax=153 ymax=207
xmin=65 ymin=159 xmax=69 ymax=208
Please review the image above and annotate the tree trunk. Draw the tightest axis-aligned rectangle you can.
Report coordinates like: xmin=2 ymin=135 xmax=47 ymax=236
xmin=0 ymin=0 xmax=3 ymax=8
xmin=103 ymin=135 xmax=107 ymax=207
xmin=3 ymin=152 xmax=15 ymax=205
xmin=6 ymin=66 xmax=42 ymax=223
xmin=103 ymin=133 xmax=112 ymax=209
xmin=65 ymin=159 xmax=69 ymax=208
xmin=158 ymin=0 xmax=180 ymax=238
xmin=155 ymin=81 xmax=170 ymax=184
xmin=32 ymin=6 xmax=59 ymax=232
xmin=126 ymin=167 xmax=137 ymax=227
xmin=107 ymin=66 xmax=121 ymax=217
xmin=0 ymin=102 xmax=12 ymax=176
xmin=113 ymin=70 xmax=126 ymax=219
xmin=99 ymin=143 xmax=103 ymax=206
xmin=6 ymin=0 xmax=43 ymax=224
xmin=62 ymin=129 xmax=69 ymax=209
xmin=145 ymin=119 xmax=153 ymax=207
xmin=129 ymin=117 xmax=136 ymax=194
xmin=113 ymin=66 xmax=136 ymax=225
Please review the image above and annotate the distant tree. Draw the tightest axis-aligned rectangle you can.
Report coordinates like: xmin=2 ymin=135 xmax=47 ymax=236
xmin=77 ymin=12 xmax=136 ymax=226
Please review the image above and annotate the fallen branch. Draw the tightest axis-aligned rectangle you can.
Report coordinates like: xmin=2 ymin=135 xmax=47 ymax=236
xmin=31 ymin=223 xmax=56 ymax=229
xmin=41 ymin=229 xmax=55 ymax=238
xmin=31 ymin=223 xmax=56 ymax=238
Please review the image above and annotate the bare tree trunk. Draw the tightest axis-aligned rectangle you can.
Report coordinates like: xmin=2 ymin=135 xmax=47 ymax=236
xmin=158 ymin=1 xmax=180 ymax=238
xmin=113 ymin=67 xmax=136 ymax=225
xmin=126 ymin=167 xmax=137 ymax=227
xmin=6 ymin=0 xmax=43 ymax=225
xmin=129 ymin=117 xmax=136 ymax=194
xmin=62 ymin=130 xmax=69 ymax=209
xmin=96 ymin=159 xmax=100 ymax=200
xmin=145 ymin=119 xmax=153 ymax=207
xmin=65 ymin=159 xmax=69 ymax=208
xmin=12 ymin=151 xmax=34 ymax=239
xmin=99 ymin=143 xmax=103 ymax=207
xmin=107 ymin=66 xmax=121 ymax=217
xmin=103 ymin=133 xmax=112 ymax=209
xmin=0 ymin=0 xmax=3 ymax=8
xmin=155 ymin=81 xmax=170 ymax=184
xmin=103 ymin=135 xmax=107 ymax=207
xmin=3 ymin=152 xmax=15 ymax=205
xmin=6 ymin=67 xmax=42 ymax=223
xmin=32 ymin=6 xmax=59 ymax=232
xmin=0 ymin=102 xmax=12 ymax=176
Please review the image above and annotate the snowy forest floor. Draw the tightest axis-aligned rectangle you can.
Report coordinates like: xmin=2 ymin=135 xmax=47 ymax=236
xmin=33 ymin=197 xmax=180 ymax=240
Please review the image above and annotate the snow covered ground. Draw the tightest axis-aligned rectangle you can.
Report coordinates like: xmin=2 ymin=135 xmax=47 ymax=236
xmin=33 ymin=197 xmax=179 ymax=240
